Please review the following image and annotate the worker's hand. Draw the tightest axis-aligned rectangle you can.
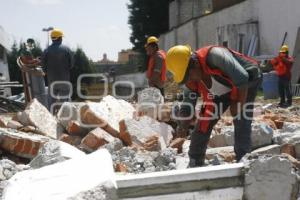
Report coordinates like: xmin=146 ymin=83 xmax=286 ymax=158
xmin=175 ymin=126 xmax=189 ymax=138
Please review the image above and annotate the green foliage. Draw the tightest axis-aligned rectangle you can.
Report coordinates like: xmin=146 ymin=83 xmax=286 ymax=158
xmin=7 ymin=41 xmax=94 ymax=98
xmin=7 ymin=42 xmax=22 ymax=95
xmin=71 ymin=47 xmax=95 ymax=99
xmin=128 ymin=0 xmax=169 ymax=52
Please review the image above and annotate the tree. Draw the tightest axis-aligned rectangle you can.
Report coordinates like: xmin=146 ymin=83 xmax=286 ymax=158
xmin=71 ymin=47 xmax=95 ymax=99
xmin=128 ymin=0 xmax=169 ymax=52
xmin=7 ymin=42 xmax=22 ymax=95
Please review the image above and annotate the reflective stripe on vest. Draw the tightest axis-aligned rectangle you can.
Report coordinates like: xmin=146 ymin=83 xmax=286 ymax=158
xmin=193 ymin=46 xmax=257 ymax=133
xmin=147 ymin=50 xmax=167 ymax=82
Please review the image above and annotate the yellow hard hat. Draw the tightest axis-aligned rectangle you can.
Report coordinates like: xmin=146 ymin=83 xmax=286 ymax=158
xmin=51 ymin=29 xmax=64 ymax=39
xmin=280 ymin=45 xmax=289 ymax=53
xmin=166 ymin=45 xmax=192 ymax=83
xmin=145 ymin=36 xmax=158 ymax=47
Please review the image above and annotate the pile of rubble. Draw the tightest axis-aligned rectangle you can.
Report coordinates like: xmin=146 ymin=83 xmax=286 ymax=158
xmin=1 ymin=88 xmax=300 ymax=198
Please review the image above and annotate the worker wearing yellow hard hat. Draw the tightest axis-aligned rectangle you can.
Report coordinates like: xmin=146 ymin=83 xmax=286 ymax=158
xmin=50 ymin=29 xmax=64 ymax=40
xmin=166 ymin=44 xmax=262 ymax=167
xmin=279 ymin=45 xmax=289 ymax=53
xmin=270 ymin=44 xmax=294 ymax=107
xmin=41 ymin=28 xmax=74 ymax=111
xmin=144 ymin=36 xmax=167 ymax=96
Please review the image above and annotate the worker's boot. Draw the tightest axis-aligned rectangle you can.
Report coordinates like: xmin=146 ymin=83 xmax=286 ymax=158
xmin=188 ymin=158 xmax=204 ymax=168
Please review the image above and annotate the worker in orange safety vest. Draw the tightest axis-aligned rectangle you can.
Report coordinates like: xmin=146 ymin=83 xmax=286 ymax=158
xmin=270 ymin=45 xmax=294 ymax=107
xmin=166 ymin=45 xmax=262 ymax=167
xmin=145 ymin=36 xmax=167 ymax=96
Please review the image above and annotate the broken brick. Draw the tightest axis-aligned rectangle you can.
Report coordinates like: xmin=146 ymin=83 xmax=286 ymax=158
xmin=115 ymin=163 xmax=128 ymax=173
xmin=169 ymin=138 xmax=185 ymax=153
xmin=281 ymin=143 xmax=296 ymax=158
xmin=274 ymin=120 xmax=284 ymax=129
xmin=67 ymin=120 xmax=89 ymax=136
xmin=80 ymin=128 xmax=116 ymax=152
xmin=59 ymin=134 xmax=82 ymax=146
xmin=0 ymin=128 xmax=50 ymax=159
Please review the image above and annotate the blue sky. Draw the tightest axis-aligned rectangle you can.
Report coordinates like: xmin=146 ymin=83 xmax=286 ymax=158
xmin=0 ymin=0 xmax=132 ymax=61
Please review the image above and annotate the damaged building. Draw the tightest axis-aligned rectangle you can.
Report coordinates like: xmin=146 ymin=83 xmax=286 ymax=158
xmin=159 ymin=0 xmax=300 ymax=83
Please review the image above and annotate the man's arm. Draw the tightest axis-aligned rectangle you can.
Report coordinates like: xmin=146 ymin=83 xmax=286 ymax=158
xmin=149 ymin=53 xmax=164 ymax=87
xmin=281 ymin=56 xmax=294 ymax=65
xmin=175 ymin=86 xmax=199 ymax=137
xmin=207 ymin=47 xmax=251 ymax=116
xmin=41 ymin=49 xmax=48 ymax=73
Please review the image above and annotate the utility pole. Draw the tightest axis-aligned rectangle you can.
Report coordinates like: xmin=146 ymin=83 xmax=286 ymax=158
xmin=42 ymin=27 xmax=54 ymax=47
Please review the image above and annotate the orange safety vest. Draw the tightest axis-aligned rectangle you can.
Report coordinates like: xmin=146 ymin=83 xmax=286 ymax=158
xmin=186 ymin=45 xmax=258 ymax=133
xmin=147 ymin=50 xmax=167 ymax=82
xmin=271 ymin=56 xmax=293 ymax=79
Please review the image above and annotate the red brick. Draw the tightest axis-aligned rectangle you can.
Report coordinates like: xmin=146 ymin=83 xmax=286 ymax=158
xmin=0 ymin=128 xmax=49 ymax=158
xmin=274 ymin=120 xmax=284 ymax=129
xmin=80 ymin=107 xmax=119 ymax=138
xmin=281 ymin=143 xmax=296 ymax=158
xmin=143 ymin=136 xmax=159 ymax=151
xmin=169 ymin=138 xmax=186 ymax=153
xmin=119 ymin=120 xmax=132 ymax=146
xmin=80 ymin=128 xmax=115 ymax=152
xmin=115 ymin=163 xmax=128 ymax=173
xmin=281 ymin=153 xmax=300 ymax=168
xmin=59 ymin=133 xmax=82 ymax=146
xmin=14 ymin=139 xmax=25 ymax=153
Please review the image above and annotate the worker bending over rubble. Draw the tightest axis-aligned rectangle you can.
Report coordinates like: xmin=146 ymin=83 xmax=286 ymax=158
xmin=270 ymin=45 xmax=294 ymax=107
xmin=166 ymin=45 xmax=262 ymax=167
xmin=145 ymin=36 xmax=167 ymax=96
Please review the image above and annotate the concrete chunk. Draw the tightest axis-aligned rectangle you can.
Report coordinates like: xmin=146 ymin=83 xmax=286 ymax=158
xmin=6 ymin=120 xmax=23 ymax=129
xmin=56 ymin=102 xmax=82 ymax=128
xmin=206 ymin=146 xmax=235 ymax=162
xmin=251 ymin=144 xmax=281 ymax=155
xmin=119 ymin=116 xmax=173 ymax=151
xmin=0 ymin=128 xmax=50 ymax=159
xmin=29 ymin=140 xmax=85 ymax=169
xmin=0 ymin=115 xmax=14 ymax=128
xmin=80 ymin=96 xmax=135 ymax=138
xmin=2 ymin=149 xmax=116 ymax=200
xmin=136 ymin=87 xmax=164 ymax=119
xmin=244 ymin=155 xmax=299 ymax=200
xmin=18 ymin=99 xmax=59 ymax=139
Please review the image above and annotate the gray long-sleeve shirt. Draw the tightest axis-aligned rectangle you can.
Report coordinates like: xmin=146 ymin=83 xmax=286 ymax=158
xmin=206 ymin=47 xmax=252 ymax=87
xmin=42 ymin=40 xmax=74 ymax=85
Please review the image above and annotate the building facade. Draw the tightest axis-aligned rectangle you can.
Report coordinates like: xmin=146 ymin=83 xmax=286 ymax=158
xmin=0 ymin=26 xmax=11 ymax=97
xmin=160 ymin=0 xmax=300 ymax=83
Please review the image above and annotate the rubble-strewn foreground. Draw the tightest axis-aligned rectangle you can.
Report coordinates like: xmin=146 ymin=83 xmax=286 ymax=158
xmin=1 ymin=92 xmax=300 ymax=199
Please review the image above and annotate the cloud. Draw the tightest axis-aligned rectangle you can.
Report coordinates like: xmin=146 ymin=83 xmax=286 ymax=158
xmin=25 ymin=0 xmax=63 ymax=5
